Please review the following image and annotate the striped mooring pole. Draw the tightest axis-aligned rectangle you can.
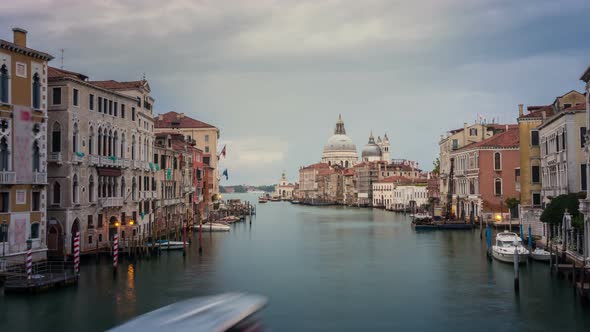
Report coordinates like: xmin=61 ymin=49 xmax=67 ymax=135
xmin=26 ymin=246 xmax=33 ymax=280
xmin=73 ymin=231 xmax=80 ymax=275
xmin=113 ymin=233 xmax=119 ymax=270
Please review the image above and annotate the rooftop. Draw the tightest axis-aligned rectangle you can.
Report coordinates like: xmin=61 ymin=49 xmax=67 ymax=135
xmin=456 ymin=127 xmax=519 ymax=151
xmin=155 ymin=111 xmax=217 ymax=129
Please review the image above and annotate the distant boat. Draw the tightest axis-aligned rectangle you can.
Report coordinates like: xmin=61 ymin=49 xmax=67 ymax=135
xmin=147 ymin=240 xmax=185 ymax=251
xmin=492 ymin=231 xmax=529 ymax=263
xmin=219 ymin=216 xmax=240 ymax=223
xmin=194 ymin=223 xmax=230 ymax=232
xmin=291 ymin=200 xmax=300 ymax=204
xmin=108 ymin=293 xmax=267 ymax=332
xmin=413 ymin=213 xmax=431 ymax=221
xmin=258 ymin=197 xmax=268 ymax=203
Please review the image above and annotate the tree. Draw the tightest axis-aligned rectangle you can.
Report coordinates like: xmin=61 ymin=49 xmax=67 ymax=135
xmin=505 ymin=197 xmax=520 ymax=219
xmin=432 ymin=158 xmax=440 ymax=175
xmin=540 ymin=193 xmax=580 ymax=224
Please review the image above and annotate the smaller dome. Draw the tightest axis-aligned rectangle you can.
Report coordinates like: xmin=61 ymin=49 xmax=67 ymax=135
xmin=362 ymin=132 xmax=382 ymax=158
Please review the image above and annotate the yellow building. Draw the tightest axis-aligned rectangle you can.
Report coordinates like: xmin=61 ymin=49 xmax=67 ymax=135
xmin=1 ymin=28 xmax=54 ymax=262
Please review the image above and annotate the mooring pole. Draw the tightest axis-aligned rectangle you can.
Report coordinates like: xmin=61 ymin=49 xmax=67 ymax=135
xmin=514 ymin=239 xmax=520 ymax=293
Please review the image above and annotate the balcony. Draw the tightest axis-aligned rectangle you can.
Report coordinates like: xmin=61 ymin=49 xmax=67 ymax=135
xmin=72 ymin=153 xmax=85 ymax=164
xmin=164 ymin=198 xmax=182 ymax=206
xmin=131 ymin=160 xmax=141 ymax=169
xmin=99 ymin=197 xmax=124 ymax=208
xmin=48 ymin=152 xmax=62 ymax=163
xmin=0 ymin=171 xmax=16 ymax=184
xmin=89 ymin=155 xmax=100 ymax=165
xmin=33 ymin=172 xmax=47 ymax=184
xmin=99 ymin=156 xmax=125 ymax=168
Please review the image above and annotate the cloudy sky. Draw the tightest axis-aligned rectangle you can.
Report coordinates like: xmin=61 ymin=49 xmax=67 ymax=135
xmin=2 ymin=0 xmax=590 ymax=185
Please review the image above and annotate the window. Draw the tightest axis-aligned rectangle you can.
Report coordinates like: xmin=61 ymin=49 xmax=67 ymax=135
xmin=452 ymin=139 xmax=458 ymax=150
xmin=73 ymin=88 xmax=79 ymax=106
xmin=53 ymin=182 xmax=61 ymax=205
xmin=31 ymin=223 xmax=40 ymax=239
xmin=88 ymin=215 xmax=94 ymax=229
xmin=564 ymin=103 xmax=572 ymax=109
xmin=121 ymin=104 xmax=125 ymax=118
xmin=89 ymin=175 xmax=95 ymax=202
xmin=97 ymin=214 xmax=103 ymax=228
xmin=205 ymin=146 xmax=210 ymax=153
xmin=32 ymin=191 xmax=40 ymax=211
xmin=114 ymin=102 xmax=118 ymax=117
xmin=581 ymin=127 xmax=587 ymax=148
xmin=32 ymin=73 xmax=41 ymax=109
xmin=136 ymin=97 xmax=141 ymax=107
xmin=52 ymin=87 xmax=62 ymax=105
xmin=103 ymin=98 xmax=108 ymax=114
xmin=0 ymin=136 xmax=8 ymax=171
xmin=72 ymin=174 xmax=79 ymax=204
xmin=52 ymin=122 xmax=61 ymax=153
xmin=72 ymin=123 xmax=79 ymax=153
xmin=98 ymin=97 xmax=103 ymax=112
xmin=89 ymin=94 xmax=94 ymax=110
xmin=582 ymin=164 xmax=587 ymax=191
xmin=205 ymin=135 xmax=209 ymax=143
xmin=469 ymin=128 xmax=478 ymax=136
xmin=31 ymin=140 xmax=40 ymax=171
xmin=556 ymin=135 xmax=560 ymax=152
xmin=132 ymin=107 xmax=136 ymax=121
xmin=494 ymin=179 xmax=502 ymax=196
xmin=494 ymin=152 xmax=501 ymax=170
xmin=0 ymin=64 xmax=8 ymax=103
xmin=88 ymin=235 xmax=93 ymax=244
xmin=109 ymin=100 xmax=113 ymax=115
xmin=89 ymin=127 xmax=94 ymax=155
xmin=532 ymin=193 xmax=541 ymax=206
xmin=531 ymin=130 xmax=539 ymax=146
xmin=531 ymin=166 xmax=540 ymax=184
xmin=0 ymin=192 xmax=9 ymax=212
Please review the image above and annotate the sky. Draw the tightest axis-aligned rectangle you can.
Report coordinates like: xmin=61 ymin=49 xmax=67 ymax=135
xmin=2 ymin=0 xmax=590 ymax=185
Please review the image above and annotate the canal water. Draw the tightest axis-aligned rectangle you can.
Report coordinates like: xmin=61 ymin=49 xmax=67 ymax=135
xmin=1 ymin=193 xmax=589 ymax=331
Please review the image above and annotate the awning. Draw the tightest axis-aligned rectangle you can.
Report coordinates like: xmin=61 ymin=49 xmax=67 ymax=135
xmin=96 ymin=167 xmax=122 ymax=176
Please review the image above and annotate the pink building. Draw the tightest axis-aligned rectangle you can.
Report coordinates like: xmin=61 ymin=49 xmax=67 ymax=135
xmin=450 ymin=126 xmax=520 ymax=221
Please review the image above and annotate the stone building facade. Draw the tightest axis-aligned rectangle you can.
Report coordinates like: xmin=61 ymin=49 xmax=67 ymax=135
xmin=0 ymin=28 xmax=53 ymax=263
xmin=47 ymin=67 xmax=156 ymax=256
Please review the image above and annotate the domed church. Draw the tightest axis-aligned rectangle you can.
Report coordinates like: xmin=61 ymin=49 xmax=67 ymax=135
xmin=361 ymin=132 xmax=390 ymax=162
xmin=321 ymin=115 xmax=358 ymax=168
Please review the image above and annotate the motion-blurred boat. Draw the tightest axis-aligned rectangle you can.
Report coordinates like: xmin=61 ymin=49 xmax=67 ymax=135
xmin=146 ymin=240 xmax=185 ymax=251
xmin=193 ymin=223 xmax=231 ymax=232
xmin=108 ymin=293 xmax=267 ymax=332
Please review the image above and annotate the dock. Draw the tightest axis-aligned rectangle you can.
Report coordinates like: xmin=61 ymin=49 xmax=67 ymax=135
xmin=2 ymin=261 xmax=78 ymax=294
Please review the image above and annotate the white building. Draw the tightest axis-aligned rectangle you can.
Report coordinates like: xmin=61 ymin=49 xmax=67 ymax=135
xmin=275 ymin=172 xmax=296 ymax=199
xmin=321 ymin=115 xmax=358 ymax=168
xmin=392 ymin=183 xmax=429 ymax=211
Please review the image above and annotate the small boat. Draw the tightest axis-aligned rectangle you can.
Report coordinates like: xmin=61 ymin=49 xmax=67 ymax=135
xmin=108 ymin=293 xmax=267 ymax=332
xmin=531 ymin=248 xmax=552 ymax=262
xmin=219 ymin=216 xmax=240 ymax=223
xmin=269 ymin=197 xmax=280 ymax=202
xmin=291 ymin=200 xmax=300 ymax=204
xmin=194 ymin=223 xmax=230 ymax=232
xmin=258 ymin=197 xmax=268 ymax=203
xmin=147 ymin=240 xmax=186 ymax=251
xmin=413 ymin=213 xmax=431 ymax=221
xmin=492 ymin=231 xmax=529 ymax=264
xmin=411 ymin=221 xmax=437 ymax=230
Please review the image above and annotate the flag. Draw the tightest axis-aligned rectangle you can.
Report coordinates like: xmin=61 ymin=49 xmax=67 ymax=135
xmin=220 ymin=145 xmax=227 ymax=158
xmin=222 ymin=169 xmax=228 ymax=180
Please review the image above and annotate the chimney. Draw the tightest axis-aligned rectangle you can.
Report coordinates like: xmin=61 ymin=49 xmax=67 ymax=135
xmin=542 ymin=111 xmax=547 ymax=120
xmin=12 ymin=27 xmax=27 ymax=47
xmin=518 ymin=104 xmax=523 ymax=117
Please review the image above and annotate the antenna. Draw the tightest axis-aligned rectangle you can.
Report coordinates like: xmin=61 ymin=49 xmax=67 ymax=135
xmin=60 ymin=49 xmax=64 ymax=69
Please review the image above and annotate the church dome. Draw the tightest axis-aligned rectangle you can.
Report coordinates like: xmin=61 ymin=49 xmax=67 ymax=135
xmin=322 ymin=115 xmax=357 ymax=153
xmin=361 ymin=132 xmax=382 ymax=158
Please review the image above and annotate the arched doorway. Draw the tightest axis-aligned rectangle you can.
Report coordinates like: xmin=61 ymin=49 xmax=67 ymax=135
xmin=109 ymin=216 xmax=118 ymax=241
xmin=469 ymin=202 xmax=475 ymax=223
xmin=47 ymin=219 xmax=63 ymax=258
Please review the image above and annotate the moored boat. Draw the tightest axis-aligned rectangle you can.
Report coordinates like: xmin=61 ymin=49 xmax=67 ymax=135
xmin=146 ymin=240 xmax=186 ymax=251
xmin=531 ymin=248 xmax=552 ymax=262
xmin=108 ymin=293 xmax=267 ymax=332
xmin=193 ymin=223 xmax=231 ymax=232
xmin=492 ymin=231 xmax=529 ymax=264
xmin=258 ymin=197 xmax=268 ymax=203
xmin=219 ymin=216 xmax=240 ymax=223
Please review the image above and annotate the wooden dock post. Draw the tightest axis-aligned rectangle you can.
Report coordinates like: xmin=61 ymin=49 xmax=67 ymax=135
xmin=514 ymin=241 xmax=519 ymax=293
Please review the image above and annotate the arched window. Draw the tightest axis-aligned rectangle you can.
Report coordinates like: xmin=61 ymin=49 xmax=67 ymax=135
xmin=32 ymin=140 xmax=40 ymax=171
xmin=0 ymin=64 xmax=8 ymax=103
xmin=53 ymin=182 xmax=61 ymax=205
xmin=97 ymin=128 xmax=102 ymax=156
xmin=493 ymin=152 xmax=501 ymax=171
xmin=89 ymin=175 xmax=95 ymax=202
xmin=113 ymin=131 xmax=119 ymax=158
xmin=72 ymin=174 xmax=79 ymax=204
xmin=121 ymin=177 xmax=126 ymax=198
xmin=89 ymin=127 xmax=94 ymax=155
xmin=132 ymin=177 xmax=137 ymax=200
xmin=32 ymin=73 xmax=41 ymax=109
xmin=131 ymin=135 xmax=136 ymax=160
xmin=52 ymin=122 xmax=61 ymax=153
xmin=120 ymin=133 xmax=125 ymax=159
xmin=495 ymin=179 xmax=502 ymax=196
xmin=0 ymin=136 xmax=9 ymax=171
xmin=103 ymin=130 xmax=107 ymax=156
xmin=72 ymin=123 xmax=79 ymax=153
xmin=108 ymin=130 xmax=113 ymax=156
xmin=31 ymin=223 xmax=40 ymax=239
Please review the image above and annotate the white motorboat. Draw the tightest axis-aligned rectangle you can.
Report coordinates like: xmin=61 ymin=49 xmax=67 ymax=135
xmin=108 ymin=293 xmax=267 ymax=332
xmin=414 ymin=213 xmax=432 ymax=221
xmin=193 ymin=223 xmax=230 ymax=232
xmin=147 ymin=240 xmax=186 ymax=251
xmin=492 ymin=231 xmax=529 ymax=264
xmin=531 ymin=248 xmax=552 ymax=262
